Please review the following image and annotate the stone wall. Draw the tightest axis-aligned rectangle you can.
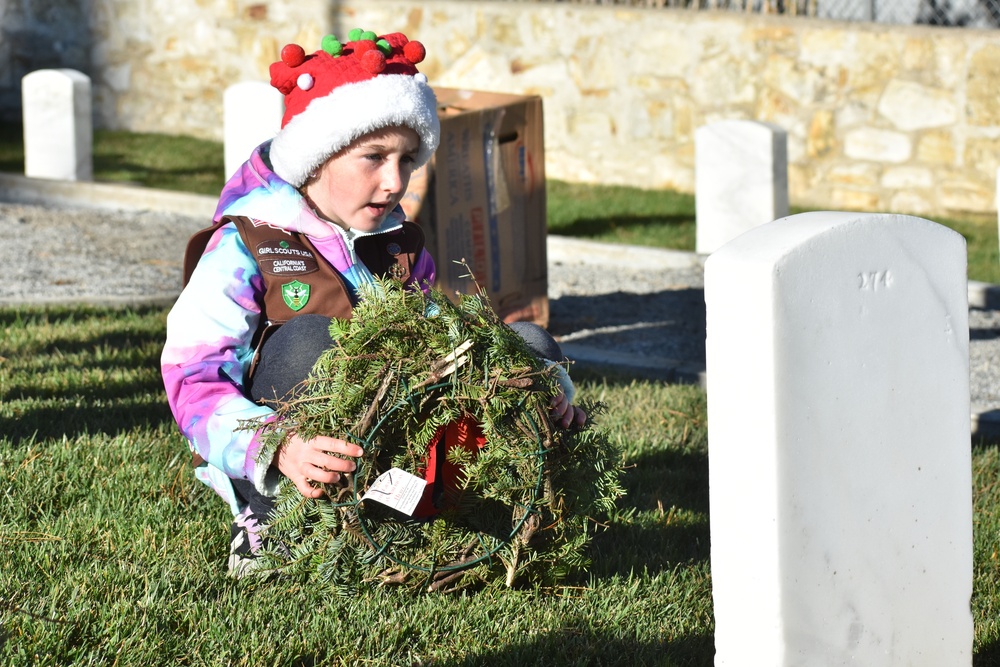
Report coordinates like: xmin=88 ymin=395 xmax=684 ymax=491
xmin=0 ymin=0 xmax=92 ymax=121
xmin=3 ymin=0 xmax=1000 ymax=217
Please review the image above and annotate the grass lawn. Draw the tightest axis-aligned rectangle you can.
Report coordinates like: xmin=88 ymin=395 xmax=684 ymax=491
xmin=0 ymin=122 xmax=226 ymax=197
xmin=1 ymin=306 xmax=714 ymax=665
xmin=2 ymin=307 xmax=1000 ymax=664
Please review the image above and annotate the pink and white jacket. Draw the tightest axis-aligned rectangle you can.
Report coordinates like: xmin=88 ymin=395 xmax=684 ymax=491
xmin=161 ymin=141 xmax=435 ymax=514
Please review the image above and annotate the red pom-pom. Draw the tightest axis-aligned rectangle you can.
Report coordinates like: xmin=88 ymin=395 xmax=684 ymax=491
xmin=403 ymin=40 xmax=426 ymax=65
xmin=360 ymin=48 xmax=387 ymax=74
xmin=280 ymin=44 xmax=306 ymax=67
xmin=354 ymin=40 xmax=376 ymax=56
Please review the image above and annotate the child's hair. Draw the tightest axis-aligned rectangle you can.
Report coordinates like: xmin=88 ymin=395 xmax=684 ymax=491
xmin=267 ymin=29 xmax=440 ymax=187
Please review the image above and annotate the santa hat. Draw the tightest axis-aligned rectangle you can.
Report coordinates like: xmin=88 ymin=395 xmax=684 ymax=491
xmin=268 ymin=29 xmax=440 ymax=188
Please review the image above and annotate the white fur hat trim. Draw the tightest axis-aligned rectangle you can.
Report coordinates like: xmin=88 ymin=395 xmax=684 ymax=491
xmin=270 ymin=74 xmax=440 ymax=188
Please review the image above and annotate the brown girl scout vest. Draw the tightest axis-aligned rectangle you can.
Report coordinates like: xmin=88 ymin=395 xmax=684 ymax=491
xmin=184 ymin=216 xmax=483 ymax=510
xmin=183 ymin=215 xmax=426 ymax=378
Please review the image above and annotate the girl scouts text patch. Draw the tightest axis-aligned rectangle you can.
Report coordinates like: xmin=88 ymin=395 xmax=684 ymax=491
xmin=255 ymin=239 xmax=319 ymax=276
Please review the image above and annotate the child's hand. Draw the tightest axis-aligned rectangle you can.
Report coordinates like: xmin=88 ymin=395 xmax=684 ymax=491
xmin=550 ymin=391 xmax=587 ymax=430
xmin=276 ymin=433 xmax=364 ymax=498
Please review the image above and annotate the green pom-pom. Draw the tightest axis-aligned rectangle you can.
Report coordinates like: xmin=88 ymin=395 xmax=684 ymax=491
xmin=348 ymin=28 xmax=363 ymax=41
xmin=321 ymin=34 xmax=342 ymax=56
xmin=376 ymin=39 xmax=391 ymax=56
xmin=361 ymin=30 xmax=377 ymax=42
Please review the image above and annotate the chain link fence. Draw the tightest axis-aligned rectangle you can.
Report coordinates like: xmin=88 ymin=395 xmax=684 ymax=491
xmin=490 ymin=0 xmax=1000 ymax=27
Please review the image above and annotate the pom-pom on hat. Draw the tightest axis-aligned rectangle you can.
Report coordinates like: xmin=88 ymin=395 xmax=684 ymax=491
xmin=268 ymin=29 xmax=440 ymax=188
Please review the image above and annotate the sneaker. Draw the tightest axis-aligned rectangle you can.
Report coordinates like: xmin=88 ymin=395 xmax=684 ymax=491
xmin=227 ymin=505 xmax=267 ymax=578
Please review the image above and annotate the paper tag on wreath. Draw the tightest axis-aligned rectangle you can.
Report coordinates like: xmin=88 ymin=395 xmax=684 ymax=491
xmin=361 ymin=468 xmax=427 ymax=516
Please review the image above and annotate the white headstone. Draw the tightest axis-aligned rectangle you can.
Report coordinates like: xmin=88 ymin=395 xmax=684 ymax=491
xmin=21 ymin=69 xmax=92 ymax=181
xmin=224 ymin=81 xmax=283 ymax=179
xmin=705 ymin=211 xmax=973 ymax=665
xmin=695 ymin=120 xmax=788 ymax=254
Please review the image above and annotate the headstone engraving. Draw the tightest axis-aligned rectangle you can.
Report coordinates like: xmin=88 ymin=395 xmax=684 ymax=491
xmin=22 ymin=69 xmax=92 ymax=181
xmin=224 ymin=82 xmax=283 ymax=179
xmin=705 ymin=211 xmax=973 ymax=665
xmin=695 ymin=120 xmax=788 ymax=254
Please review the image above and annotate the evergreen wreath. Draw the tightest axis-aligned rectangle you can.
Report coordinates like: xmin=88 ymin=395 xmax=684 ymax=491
xmin=250 ymin=276 xmax=625 ymax=593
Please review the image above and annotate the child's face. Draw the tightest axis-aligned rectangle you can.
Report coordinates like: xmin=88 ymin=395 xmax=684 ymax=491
xmin=304 ymin=126 xmax=420 ymax=233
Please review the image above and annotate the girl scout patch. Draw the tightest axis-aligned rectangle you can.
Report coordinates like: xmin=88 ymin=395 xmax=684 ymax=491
xmin=281 ymin=280 xmax=310 ymax=311
xmin=255 ymin=239 xmax=319 ymax=276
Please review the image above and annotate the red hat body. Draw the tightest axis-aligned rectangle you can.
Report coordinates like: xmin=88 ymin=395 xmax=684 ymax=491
xmin=267 ymin=30 xmax=440 ymax=187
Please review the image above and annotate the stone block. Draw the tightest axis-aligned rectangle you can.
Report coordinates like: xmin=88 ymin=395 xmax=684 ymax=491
xmin=705 ymin=211 xmax=973 ymax=665
xmin=941 ymin=179 xmax=993 ymax=213
xmin=881 ymin=166 xmax=933 ymax=189
xmin=827 ymin=163 xmax=878 ymax=187
xmin=967 ymin=44 xmax=1000 ymax=126
xmin=844 ymin=127 xmax=911 ymax=163
xmin=901 ymin=37 xmax=933 ymax=71
xmin=890 ymin=190 xmax=932 ymax=216
xmin=834 ymin=102 xmax=871 ymax=132
xmin=930 ymin=39 xmax=967 ymax=90
xmin=964 ymin=136 xmax=1000 ymax=175
xmin=916 ymin=130 xmax=956 ymax=165
xmin=797 ymin=28 xmax=849 ymax=67
xmin=21 ymin=69 xmax=92 ymax=181
xmin=223 ymin=81 xmax=283 ymax=180
xmin=831 ymin=187 xmax=880 ymax=211
xmin=763 ymin=54 xmax=823 ymax=107
xmin=691 ymin=54 xmax=755 ymax=107
xmin=806 ymin=109 xmax=835 ymax=158
xmin=695 ymin=120 xmax=789 ymax=255
xmin=846 ymin=34 xmax=900 ymax=91
xmin=878 ymin=80 xmax=957 ymax=131
xmin=567 ymin=110 xmax=614 ymax=141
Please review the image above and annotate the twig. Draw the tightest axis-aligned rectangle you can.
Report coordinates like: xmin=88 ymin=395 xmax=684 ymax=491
xmin=355 ymin=364 xmax=397 ymax=436
xmin=428 ymin=569 xmax=468 ymax=593
xmin=0 ymin=600 xmax=72 ymax=625
xmin=427 ymin=539 xmax=481 ymax=592
xmin=410 ymin=340 xmax=474 ymax=392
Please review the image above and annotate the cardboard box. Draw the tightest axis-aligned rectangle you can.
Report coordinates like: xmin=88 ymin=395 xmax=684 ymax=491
xmin=401 ymin=88 xmax=548 ymax=327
